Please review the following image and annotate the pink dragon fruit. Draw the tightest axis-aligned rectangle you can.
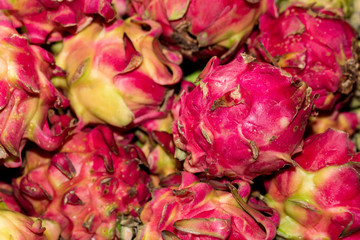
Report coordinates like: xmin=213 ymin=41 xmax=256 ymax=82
xmin=129 ymin=0 xmax=277 ymax=61
xmin=0 ymin=201 xmax=61 ymax=240
xmin=53 ymin=16 xmax=183 ymax=129
xmin=172 ymin=54 xmax=313 ymax=180
xmin=248 ymin=5 xmax=359 ymax=110
xmin=0 ymin=13 xmax=71 ymax=168
xmin=265 ymin=129 xmax=360 ymax=239
xmin=0 ymin=0 xmax=116 ymax=44
xmin=13 ymin=125 xmax=151 ymax=239
xmin=137 ymin=80 xmax=195 ymax=177
xmin=137 ymin=171 xmax=278 ymax=240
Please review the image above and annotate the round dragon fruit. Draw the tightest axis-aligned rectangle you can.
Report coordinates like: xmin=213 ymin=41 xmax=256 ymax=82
xmin=248 ymin=5 xmax=359 ymax=110
xmin=0 ymin=0 xmax=117 ymax=44
xmin=129 ymin=0 xmax=277 ymax=61
xmin=0 ymin=14 xmax=71 ymax=168
xmin=53 ymin=16 xmax=183 ymax=129
xmin=173 ymin=54 xmax=313 ymax=180
xmin=13 ymin=125 xmax=151 ymax=239
xmin=265 ymin=129 xmax=360 ymax=239
xmin=137 ymin=171 xmax=278 ymax=240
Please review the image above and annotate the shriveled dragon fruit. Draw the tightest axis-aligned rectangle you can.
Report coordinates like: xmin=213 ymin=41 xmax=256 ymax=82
xmin=137 ymin=171 xmax=278 ymax=240
xmin=0 ymin=201 xmax=61 ymax=240
xmin=53 ymin=16 xmax=183 ymax=129
xmin=265 ymin=129 xmax=360 ymax=239
xmin=248 ymin=6 xmax=359 ymax=110
xmin=129 ymin=0 xmax=277 ymax=61
xmin=0 ymin=14 xmax=71 ymax=168
xmin=0 ymin=0 xmax=116 ymax=44
xmin=173 ymin=54 xmax=313 ymax=180
xmin=13 ymin=125 xmax=151 ymax=239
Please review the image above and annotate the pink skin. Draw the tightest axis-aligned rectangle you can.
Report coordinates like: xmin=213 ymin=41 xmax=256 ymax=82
xmin=0 ymin=0 xmax=116 ymax=44
xmin=248 ymin=6 xmax=358 ymax=110
xmin=130 ymin=0 xmax=277 ymax=60
xmin=0 ymin=16 xmax=71 ymax=167
xmin=138 ymin=171 xmax=278 ymax=240
xmin=13 ymin=125 xmax=151 ymax=240
xmin=0 ymin=182 xmax=22 ymax=213
xmin=173 ymin=54 xmax=313 ymax=180
xmin=265 ymin=129 xmax=360 ymax=239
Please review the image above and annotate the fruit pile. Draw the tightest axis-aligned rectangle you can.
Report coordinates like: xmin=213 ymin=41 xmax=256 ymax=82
xmin=0 ymin=0 xmax=359 ymax=239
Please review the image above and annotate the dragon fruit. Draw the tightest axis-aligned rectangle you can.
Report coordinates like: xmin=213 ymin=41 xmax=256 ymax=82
xmin=137 ymin=113 xmax=179 ymax=177
xmin=0 ymin=14 xmax=71 ymax=168
xmin=53 ymin=16 xmax=183 ymax=129
xmin=129 ymin=0 xmax=277 ymax=61
xmin=136 ymin=80 xmax=195 ymax=177
xmin=137 ymin=171 xmax=278 ymax=240
xmin=276 ymin=0 xmax=354 ymax=16
xmin=173 ymin=54 xmax=313 ymax=180
xmin=308 ymin=109 xmax=359 ymax=136
xmin=0 ymin=0 xmax=116 ymax=44
xmin=248 ymin=5 xmax=359 ymax=110
xmin=13 ymin=125 xmax=151 ymax=239
xmin=265 ymin=129 xmax=360 ymax=239
xmin=0 ymin=201 xmax=61 ymax=240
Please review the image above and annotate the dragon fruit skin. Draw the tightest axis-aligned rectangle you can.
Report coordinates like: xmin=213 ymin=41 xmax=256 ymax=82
xmin=0 ymin=14 xmax=71 ymax=167
xmin=276 ymin=0 xmax=354 ymax=16
xmin=308 ymin=109 xmax=359 ymax=136
xmin=0 ymin=204 xmax=61 ymax=240
xmin=248 ymin=6 xmax=359 ymax=110
xmin=137 ymin=171 xmax=278 ymax=240
xmin=0 ymin=182 xmax=22 ymax=213
xmin=13 ymin=125 xmax=151 ymax=239
xmin=54 ymin=16 xmax=183 ymax=129
xmin=265 ymin=129 xmax=360 ymax=239
xmin=173 ymin=54 xmax=313 ymax=180
xmin=0 ymin=0 xmax=116 ymax=44
xmin=130 ymin=0 xmax=277 ymax=61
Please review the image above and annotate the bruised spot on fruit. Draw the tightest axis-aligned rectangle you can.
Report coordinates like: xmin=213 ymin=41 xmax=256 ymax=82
xmin=293 ymin=125 xmax=299 ymax=132
xmin=269 ymin=136 xmax=276 ymax=142
xmin=210 ymin=86 xmax=243 ymax=111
